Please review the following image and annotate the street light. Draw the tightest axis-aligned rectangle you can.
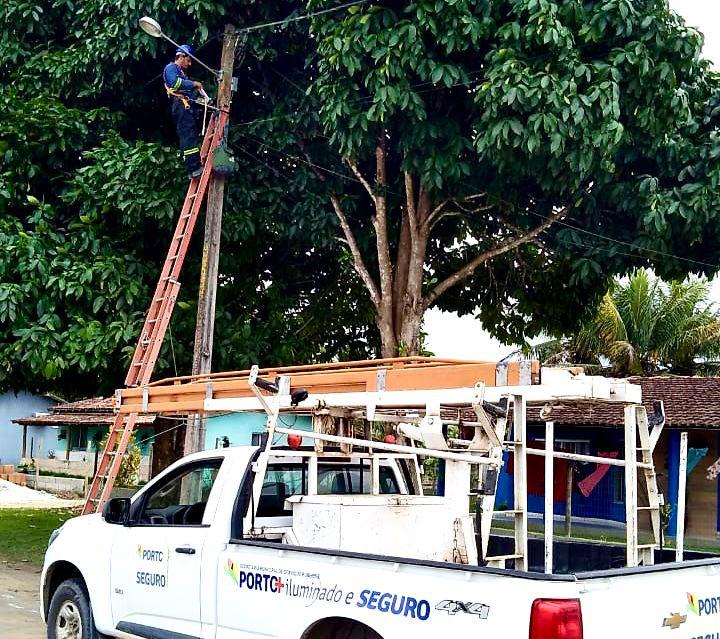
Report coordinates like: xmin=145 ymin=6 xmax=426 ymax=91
xmin=138 ymin=16 xmax=222 ymax=79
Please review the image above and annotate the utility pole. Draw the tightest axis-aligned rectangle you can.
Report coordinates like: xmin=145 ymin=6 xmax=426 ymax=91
xmin=184 ymin=25 xmax=238 ymax=455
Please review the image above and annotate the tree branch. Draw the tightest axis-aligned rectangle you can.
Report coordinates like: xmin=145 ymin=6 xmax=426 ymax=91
xmin=296 ymin=140 xmax=382 ymax=309
xmin=404 ymin=172 xmax=418 ymax=244
xmin=346 ymin=158 xmax=376 ymax=202
xmin=373 ymin=136 xmax=394 ymax=307
xmin=329 ymin=193 xmax=381 ymax=308
xmin=425 ymin=206 xmax=569 ymax=307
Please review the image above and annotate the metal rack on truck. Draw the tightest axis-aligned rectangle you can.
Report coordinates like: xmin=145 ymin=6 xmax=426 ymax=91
xmin=111 ymin=359 xmax=664 ymax=572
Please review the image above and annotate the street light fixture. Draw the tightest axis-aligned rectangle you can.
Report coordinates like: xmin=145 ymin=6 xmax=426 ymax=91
xmin=138 ymin=16 xmax=222 ymax=80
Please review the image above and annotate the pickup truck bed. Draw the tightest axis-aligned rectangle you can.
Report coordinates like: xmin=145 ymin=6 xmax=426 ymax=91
xmin=42 ymin=447 xmax=720 ymax=639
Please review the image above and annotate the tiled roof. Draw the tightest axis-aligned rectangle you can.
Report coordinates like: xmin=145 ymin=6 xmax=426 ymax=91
xmin=14 ymin=413 xmax=156 ymax=426
xmin=526 ymin=376 xmax=720 ymax=428
xmin=13 ymin=396 xmax=156 ymax=426
xmin=51 ymin=397 xmax=115 ymax=413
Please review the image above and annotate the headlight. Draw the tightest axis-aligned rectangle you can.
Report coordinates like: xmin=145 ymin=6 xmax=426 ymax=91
xmin=48 ymin=526 xmax=63 ymax=548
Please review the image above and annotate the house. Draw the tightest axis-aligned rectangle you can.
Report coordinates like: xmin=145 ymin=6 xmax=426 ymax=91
xmin=0 ymin=390 xmax=56 ymax=466
xmin=13 ymin=397 xmax=185 ymax=480
xmin=494 ymin=376 xmax=720 ymax=543
xmin=204 ymin=412 xmax=312 ymax=449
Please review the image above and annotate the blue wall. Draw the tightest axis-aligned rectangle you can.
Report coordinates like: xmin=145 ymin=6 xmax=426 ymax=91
xmin=0 ymin=391 xmax=55 ymax=466
xmin=495 ymin=425 xmax=627 ymax=524
xmin=204 ymin=412 xmax=313 ymax=449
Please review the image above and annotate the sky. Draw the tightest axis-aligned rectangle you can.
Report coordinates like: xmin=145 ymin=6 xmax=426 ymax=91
xmin=424 ymin=2 xmax=720 ymax=360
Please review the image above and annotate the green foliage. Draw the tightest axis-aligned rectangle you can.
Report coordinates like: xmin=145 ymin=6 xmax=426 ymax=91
xmin=99 ymin=431 xmax=142 ymax=487
xmin=308 ymin=0 xmax=720 ymax=345
xmin=0 ymin=0 xmax=378 ymax=397
xmin=2 ymin=0 xmax=720 ymax=394
xmin=537 ymin=269 xmax=720 ymax=375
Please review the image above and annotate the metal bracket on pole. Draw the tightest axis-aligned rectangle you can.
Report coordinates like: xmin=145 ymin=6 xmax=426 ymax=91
xmin=471 ymin=382 xmax=503 ymax=449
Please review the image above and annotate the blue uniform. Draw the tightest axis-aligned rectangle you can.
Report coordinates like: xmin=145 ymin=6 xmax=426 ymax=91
xmin=163 ymin=62 xmax=201 ymax=175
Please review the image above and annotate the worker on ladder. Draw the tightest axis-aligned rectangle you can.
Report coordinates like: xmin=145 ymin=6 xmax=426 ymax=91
xmin=163 ymin=45 xmax=205 ymax=178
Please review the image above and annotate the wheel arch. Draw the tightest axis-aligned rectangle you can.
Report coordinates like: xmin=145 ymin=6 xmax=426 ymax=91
xmin=300 ymin=616 xmax=383 ymax=639
xmin=43 ymin=560 xmax=86 ymax=618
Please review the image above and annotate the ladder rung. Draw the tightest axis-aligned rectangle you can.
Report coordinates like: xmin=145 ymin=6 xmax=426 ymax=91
xmin=486 ymin=554 xmax=523 ymax=561
xmin=495 ymin=509 xmax=524 ymax=515
xmin=637 ymin=544 xmax=657 ymax=549
xmin=637 ymin=506 xmax=659 ymax=511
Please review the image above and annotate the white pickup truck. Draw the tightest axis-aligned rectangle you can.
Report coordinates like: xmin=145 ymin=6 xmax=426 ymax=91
xmin=42 ymin=445 xmax=720 ymax=639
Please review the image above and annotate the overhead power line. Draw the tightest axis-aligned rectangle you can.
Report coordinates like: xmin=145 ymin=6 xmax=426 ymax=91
xmin=238 ymin=0 xmax=369 ymax=33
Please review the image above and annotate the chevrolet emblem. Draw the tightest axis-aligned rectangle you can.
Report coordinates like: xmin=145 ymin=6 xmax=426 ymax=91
xmin=663 ymin=613 xmax=687 ymax=630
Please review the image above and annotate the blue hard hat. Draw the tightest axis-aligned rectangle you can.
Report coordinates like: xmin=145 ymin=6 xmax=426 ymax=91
xmin=176 ymin=44 xmax=194 ymax=57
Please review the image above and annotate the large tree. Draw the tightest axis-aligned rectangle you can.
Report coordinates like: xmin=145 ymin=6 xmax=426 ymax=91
xmin=3 ymin=0 xmax=720 ymax=396
xmin=296 ymin=0 xmax=720 ymax=356
xmin=0 ymin=0 xmax=376 ymax=396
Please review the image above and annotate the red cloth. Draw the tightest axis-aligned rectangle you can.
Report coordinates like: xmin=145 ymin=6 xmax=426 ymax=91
xmin=577 ymin=452 xmax=619 ymax=498
xmin=507 ymin=451 xmax=568 ymax=502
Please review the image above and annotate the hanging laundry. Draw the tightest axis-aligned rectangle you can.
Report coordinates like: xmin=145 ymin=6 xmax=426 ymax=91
xmin=687 ymin=447 xmax=708 ymax=476
xmin=578 ymin=452 xmax=619 ymax=498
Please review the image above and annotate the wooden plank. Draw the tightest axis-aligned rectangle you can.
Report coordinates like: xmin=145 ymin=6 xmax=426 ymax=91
xmin=148 ymin=356 xmax=488 ymax=387
xmin=120 ymin=360 xmax=524 ymax=411
xmin=384 ymin=363 xmax=499 ymax=391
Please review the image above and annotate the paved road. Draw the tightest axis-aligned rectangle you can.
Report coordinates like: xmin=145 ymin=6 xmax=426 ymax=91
xmin=0 ymin=562 xmax=44 ymax=639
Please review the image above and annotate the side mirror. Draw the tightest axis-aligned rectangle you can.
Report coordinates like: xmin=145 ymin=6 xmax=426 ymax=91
xmin=103 ymin=497 xmax=131 ymax=525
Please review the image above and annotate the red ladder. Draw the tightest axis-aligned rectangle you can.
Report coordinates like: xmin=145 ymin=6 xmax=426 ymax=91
xmin=82 ymin=111 xmax=228 ymax=515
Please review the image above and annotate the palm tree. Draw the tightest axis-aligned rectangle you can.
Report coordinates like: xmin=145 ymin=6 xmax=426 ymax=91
xmin=536 ymin=269 xmax=720 ymax=375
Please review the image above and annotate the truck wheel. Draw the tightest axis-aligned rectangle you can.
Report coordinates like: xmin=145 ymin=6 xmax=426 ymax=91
xmin=47 ymin=578 xmax=99 ymax=639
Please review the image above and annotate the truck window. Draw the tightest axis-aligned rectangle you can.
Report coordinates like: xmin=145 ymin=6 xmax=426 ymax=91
xmin=256 ymin=463 xmax=306 ymax=517
xmin=257 ymin=461 xmax=400 ymax=517
xmin=137 ymin=459 xmax=223 ymax=526
xmin=317 ymin=463 xmax=399 ymax=495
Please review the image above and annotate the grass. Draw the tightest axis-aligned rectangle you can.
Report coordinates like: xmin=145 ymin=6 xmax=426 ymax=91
xmin=0 ymin=508 xmax=80 ymax=567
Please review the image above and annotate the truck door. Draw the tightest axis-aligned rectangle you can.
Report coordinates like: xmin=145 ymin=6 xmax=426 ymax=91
xmin=110 ymin=457 xmax=224 ymax=638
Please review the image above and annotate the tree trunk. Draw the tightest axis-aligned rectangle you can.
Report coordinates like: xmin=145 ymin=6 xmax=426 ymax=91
xmin=329 ymin=151 xmax=571 ymax=360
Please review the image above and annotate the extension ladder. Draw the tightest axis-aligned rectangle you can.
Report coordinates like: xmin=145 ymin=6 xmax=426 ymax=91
xmin=82 ymin=111 xmax=228 ymax=515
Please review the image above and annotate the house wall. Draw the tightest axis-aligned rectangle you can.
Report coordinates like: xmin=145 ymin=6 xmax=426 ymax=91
xmin=0 ymin=391 xmax=55 ymax=466
xmin=495 ymin=424 xmax=720 ymax=543
xmin=666 ymin=430 xmax=718 ymax=542
xmin=496 ymin=425 xmax=626 ymax=523
xmin=204 ymin=412 xmax=313 ymax=449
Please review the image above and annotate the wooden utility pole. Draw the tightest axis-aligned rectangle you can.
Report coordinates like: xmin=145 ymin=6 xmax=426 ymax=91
xmin=184 ymin=25 xmax=238 ymax=455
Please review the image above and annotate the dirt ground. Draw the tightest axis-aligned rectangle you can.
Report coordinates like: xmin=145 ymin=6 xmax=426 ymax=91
xmin=0 ymin=561 xmax=44 ymax=639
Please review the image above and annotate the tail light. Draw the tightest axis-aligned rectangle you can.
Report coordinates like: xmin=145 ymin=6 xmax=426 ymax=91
xmin=529 ymin=598 xmax=583 ymax=639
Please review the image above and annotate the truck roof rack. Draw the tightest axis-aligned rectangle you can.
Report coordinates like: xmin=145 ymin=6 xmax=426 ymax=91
xmin=103 ymin=357 xmax=665 ymax=573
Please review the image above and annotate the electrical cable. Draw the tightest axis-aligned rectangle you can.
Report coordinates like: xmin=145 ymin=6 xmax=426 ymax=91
xmin=237 ymin=0 xmax=369 ymax=34
xmin=233 ymin=132 xmax=720 ymax=278
xmin=524 ymin=209 xmax=720 ymax=271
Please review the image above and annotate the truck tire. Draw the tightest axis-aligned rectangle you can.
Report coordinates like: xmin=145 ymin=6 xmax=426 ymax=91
xmin=303 ymin=617 xmax=382 ymax=639
xmin=47 ymin=578 xmax=99 ymax=639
